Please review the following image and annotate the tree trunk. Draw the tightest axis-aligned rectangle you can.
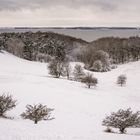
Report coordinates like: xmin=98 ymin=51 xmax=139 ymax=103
xmin=67 ymin=74 xmax=69 ymax=80
xmin=34 ymin=120 xmax=38 ymax=124
xmin=0 ymin=111 xmax=4 ymax=117
xmin=120 ymin=128 xmax=125 ymax=134
xmin=58 ymin=72 xmax=61 ymax=78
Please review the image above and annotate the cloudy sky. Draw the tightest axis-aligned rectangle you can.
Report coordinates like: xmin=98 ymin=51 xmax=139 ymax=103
xmin=0 ymin=0 xmax=140 ymax=27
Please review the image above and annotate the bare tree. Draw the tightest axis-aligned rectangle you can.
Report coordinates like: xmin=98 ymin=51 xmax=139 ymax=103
xmin=73 ymin=64 xmax=85 ymax=81
xmin=0 ymin=94 xmax=17 ymax=118
xmin=117 ymin=74 xmax=127 ymax=86
xmin=6 ymin=37 xmax=24 ymax=58
xmin=94 ymin=50 xmax=111 ymax=72
xmin=81 ymin=73 xmax=98 ymax=88
xmin=102 ymin=108 xmax=140 ymax=134
xmin=63 ymin=63 xmax=71 ymax=79
xmin=48 ymin=58 xmax=65 ymax=78
xmin=21 ymin=104 xmax=54 ymax=124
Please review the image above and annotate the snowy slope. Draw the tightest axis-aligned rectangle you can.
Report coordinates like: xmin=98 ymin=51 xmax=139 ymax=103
xmin=0 ymin=51 xmax=140 ymax=140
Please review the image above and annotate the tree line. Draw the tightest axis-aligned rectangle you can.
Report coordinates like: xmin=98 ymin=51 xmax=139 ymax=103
xmin=0 ymin=31 xmax=87 ymax=61
xmin=1 ymin=32 xmax=140 ymax=72
xmin=77 ymin=36 xmax=140 ymax=72
xmin=89 ymin=36 xmax=140 ymax=64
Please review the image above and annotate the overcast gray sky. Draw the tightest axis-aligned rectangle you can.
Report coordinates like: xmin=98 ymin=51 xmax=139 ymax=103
xmin=0 ymin=0 xmax=139 ymax=27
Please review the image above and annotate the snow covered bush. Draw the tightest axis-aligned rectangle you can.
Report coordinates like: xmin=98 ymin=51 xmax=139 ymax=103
xmin=73 ymin=64 xmax=85 ymax=81
xmin=21 ymin=104 xmax=54 ymax=124
xmin=117 ymin=74 xmax=127 ymax=86
xmin=102 ymin=108 xmax=140 ymax=134
xmin=81 ymin=73 xmax=98 ymax=88
xmin=0 ymin=94 xmax=17 ymax=118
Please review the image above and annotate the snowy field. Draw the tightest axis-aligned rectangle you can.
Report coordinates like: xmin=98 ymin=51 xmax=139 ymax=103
xmin=0 ymin=51 xmax=140 ymax=140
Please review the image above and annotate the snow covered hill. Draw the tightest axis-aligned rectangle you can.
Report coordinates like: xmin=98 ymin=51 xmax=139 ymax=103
xmin=0 ymin=51 xmax=140 ymax=140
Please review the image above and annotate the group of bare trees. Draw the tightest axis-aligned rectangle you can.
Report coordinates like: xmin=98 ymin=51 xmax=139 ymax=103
xmin=77 ymin=48 xmax=111 ymax=72
xmin=48 ymin=57 xmax=127 ymax=88
xmin=0 ymin=94 xmax=54 ymax=124
xmin=48 ymin=58 xmax=71 ymax=79
xmin=48 ymin=61 xmax=98 ymax=88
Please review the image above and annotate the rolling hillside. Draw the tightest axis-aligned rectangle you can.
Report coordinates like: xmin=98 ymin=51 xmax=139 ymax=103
xmin=0 ymin=51 xmax=140 ymax=140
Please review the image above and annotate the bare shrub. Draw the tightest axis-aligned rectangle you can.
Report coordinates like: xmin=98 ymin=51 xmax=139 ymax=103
xmin=81 ymin=73 xmax=98 ymax=88
xmin=117 ymin=74 xmax=127 ymax=86
xmin=102 ymin=108 xmax=140 ymax=134
xmin=0 ymin=94 xmax=17 ymax=118
xmin=21 ymin=104 xmax=54 ymax=124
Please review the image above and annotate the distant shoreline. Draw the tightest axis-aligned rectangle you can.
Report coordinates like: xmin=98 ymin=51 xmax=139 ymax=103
xmin=0 ymin=27 xmax=140 ymax=30
xmin=0 ymin=27 xmax=140 ymax=42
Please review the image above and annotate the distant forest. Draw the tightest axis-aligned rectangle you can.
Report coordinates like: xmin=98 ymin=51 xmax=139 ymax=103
xmin=79 ymin=36 xmax=140 ymax=64
xmin=0 ymin=32 xmax=140 ymax=71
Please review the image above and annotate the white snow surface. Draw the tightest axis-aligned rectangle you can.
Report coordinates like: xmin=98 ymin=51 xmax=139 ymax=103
xmin=0 ymin=51 xmax=140 ymax=140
